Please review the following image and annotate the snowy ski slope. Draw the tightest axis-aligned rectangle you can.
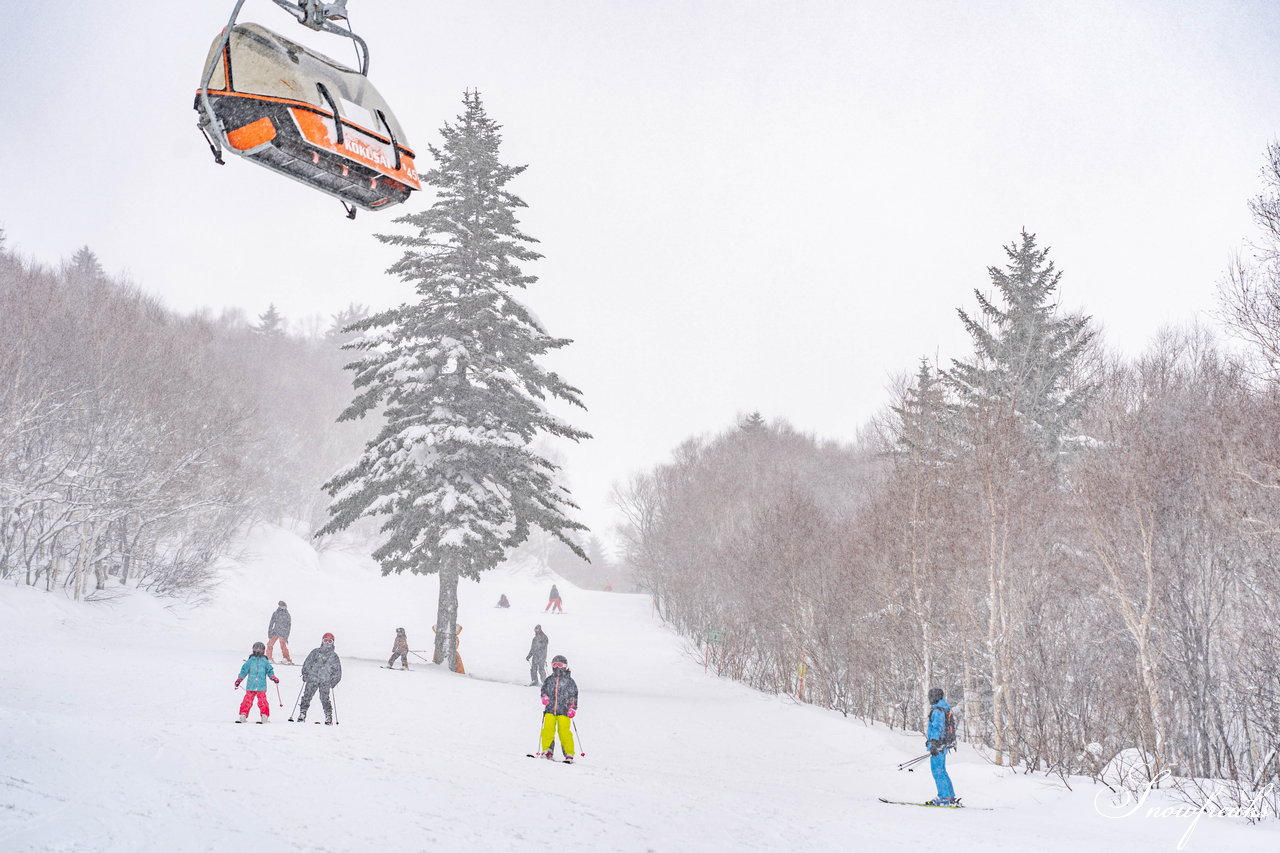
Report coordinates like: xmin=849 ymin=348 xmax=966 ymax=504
xmin=0 ymin=525 xmax=1274 ymax=852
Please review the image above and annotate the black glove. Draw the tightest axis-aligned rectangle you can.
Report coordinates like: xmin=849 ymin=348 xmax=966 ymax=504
xmin=927 ymin=739 xmax=942 ymax=756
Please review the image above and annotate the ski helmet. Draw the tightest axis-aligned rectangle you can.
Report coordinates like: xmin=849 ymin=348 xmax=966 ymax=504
xmin=928 ymin=687 xmax=944 ymax=705
xmin=551 ymin=654 xmax=568 ymax=668
xmin=252 ymin=641 xmax=266 ymax=653
xmin=322 ymin=632 xmax=335 ymax=643
xmin=396 ymin=627 xmax=405 ymax=633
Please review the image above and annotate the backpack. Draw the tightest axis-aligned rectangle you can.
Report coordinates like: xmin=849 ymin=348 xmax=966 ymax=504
xmin=933 ymin=704 xmax=957 ymax=750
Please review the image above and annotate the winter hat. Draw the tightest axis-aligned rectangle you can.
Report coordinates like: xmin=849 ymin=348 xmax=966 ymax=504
xmin=534 ymin=625 xmax=542 ymax=632
xmin=928 ymin=687 xmax=944 ymax=705
xmin=278 ymin=600 xmax=287 ymax=607
xmin=396 ymin=627 xmax=405 ymax=634
xmin=252 ymin=641 xmax=266 ymax=653
xmin=322 ymin=632 xmax=335 ymax=643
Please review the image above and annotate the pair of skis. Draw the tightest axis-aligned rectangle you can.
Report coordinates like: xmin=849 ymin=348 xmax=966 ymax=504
xmin=527 ymin=753 xmax=575 ymax=764
xmin=877 ymin=797 xmax=990 ymax=810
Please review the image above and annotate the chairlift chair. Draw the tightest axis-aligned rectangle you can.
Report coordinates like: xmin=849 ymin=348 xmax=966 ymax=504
xmin=195 ymin=0 xmax=420 ymax=217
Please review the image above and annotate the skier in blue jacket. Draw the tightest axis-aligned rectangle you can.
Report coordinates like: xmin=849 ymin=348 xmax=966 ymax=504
xmin=925 ymin=687 xmax=957 ymax=806
xmin=235 ymin=641 xmax=280 ymax=723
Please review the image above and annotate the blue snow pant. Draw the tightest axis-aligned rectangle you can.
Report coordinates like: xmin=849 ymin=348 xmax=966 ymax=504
xmin=930 ymin=751 xmax=955 ymax=800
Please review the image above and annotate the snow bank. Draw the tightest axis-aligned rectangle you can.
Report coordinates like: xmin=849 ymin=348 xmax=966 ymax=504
xmin=0 ymin=525 xmax=1275 ymax=852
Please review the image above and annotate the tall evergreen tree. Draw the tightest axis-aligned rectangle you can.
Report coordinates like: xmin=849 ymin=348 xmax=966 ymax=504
xmin=739 ymin=411 xmax=767 ymax=434
xmin=325 ymin=302 xmax=370 ymax=345
xmin=319 ymin=91 xmax=590 ymax=668
xmin=891 ymin=358 xmax=953 ymax=463
xmin=945 ymin=229 xmax=1095 ymax=453
xmin=254 ymin=303 xmax=285 ymax=336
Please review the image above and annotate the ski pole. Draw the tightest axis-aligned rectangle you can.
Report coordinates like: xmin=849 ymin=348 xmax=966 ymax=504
xmin=571 ymin=717 xmax=585 ymax=757
xmin=897 ymin=752 xmax=932 ymax=771
xmin=275 ymin=681 xmax=283 ymax=707
xmin=287 ymin=686 xmax=303 ymax=722
xmin=331 ymin=687 xmax=339 ymax=725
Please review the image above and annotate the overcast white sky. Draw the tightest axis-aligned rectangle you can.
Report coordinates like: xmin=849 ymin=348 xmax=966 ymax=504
xmin=3 ymin=1 xmax=1279 ymax=544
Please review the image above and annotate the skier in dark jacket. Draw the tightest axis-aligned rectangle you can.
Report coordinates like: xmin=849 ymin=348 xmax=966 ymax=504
xmin=388 ymin=627 xmax=410 ymax=670
xmin=925 ymin=687 xmax=957 ymax=806
xmin=545 ymin=584 xmax=563 ymax=613
xmin=526 ymin=625 xmax=549 ymax=685
xmin=298 ymin=632 xmax=342 ymax=724
xmin=538 ymin=654 xmax=578 ymax=761
xmin=267 ymin=601 xmax=293 ymax=664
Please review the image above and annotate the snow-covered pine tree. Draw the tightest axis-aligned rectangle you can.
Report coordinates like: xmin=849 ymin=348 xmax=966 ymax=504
xmin=319 ymin=91 xmax=590 ymax=670
xmin=945 ymin=229 xmax=1095 ymax=455
xmin=324 ymin=302 xmax=369 ymax=345
xmin=891 ymin=358 xmax=952 ymax=463
xmin=739 ymin=411 xmax=767 ymax=434
xmin=254 ymin=303 xmax=285 ymax=336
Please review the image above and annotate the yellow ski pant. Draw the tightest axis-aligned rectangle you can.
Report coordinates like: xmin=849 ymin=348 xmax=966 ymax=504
xmin=541 ymin=713 xmax=575 ymax=756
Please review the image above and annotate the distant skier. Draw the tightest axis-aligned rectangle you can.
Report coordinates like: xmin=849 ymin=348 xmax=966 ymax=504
xmin=526 ymin=624 xmax=549 ymax=685
xmin=545 ymin=584 xmax=563 ymax=613
xmin=924 ymin=687 xmax=958 ymax=806
xmin=297 ymin=633 xmax=342 ymax=724
xmin=496 ymin=594 xmax=510 ymax=608
xmin=234 ymin=641 xmax=280 ymax=723
xmin=387 ymin=627 xmax=410 ymax=670
xmin=538 ymin=655 xmax=578 ymax=762
xmin=267 ymin=600 xmax=293 ymax=664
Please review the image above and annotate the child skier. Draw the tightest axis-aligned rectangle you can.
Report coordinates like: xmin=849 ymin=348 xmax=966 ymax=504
xmin=298 ymin=632 xmax=342 ymax=724
xmin=538 ymin=654 xmax=578 ymax=762
xmin=234 ymin=641 xmax=280 ymax=723
xmin=388 ymin=627 xmax=410 ymax=670
xmin=925 ymin=687 xmax=958 ymax=806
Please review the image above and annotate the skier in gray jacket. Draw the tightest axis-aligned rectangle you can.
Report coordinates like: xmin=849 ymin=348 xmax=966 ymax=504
xmin=267 ymin=601 xmax=293 ymax=664
xmin=526 ymin=625 xmax=549 ymax=686
xmin=298 ymin=633 xmax=342 ymax=724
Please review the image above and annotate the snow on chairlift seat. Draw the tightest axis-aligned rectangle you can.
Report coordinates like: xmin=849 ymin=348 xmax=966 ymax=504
xmin=197 ymin=22 xmax=420 ymax=212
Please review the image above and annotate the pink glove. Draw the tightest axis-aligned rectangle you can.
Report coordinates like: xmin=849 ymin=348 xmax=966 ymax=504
xmin=270 ymin=676 xmax=280 ymax=684
xmin=541 ymin=695 xmax=549 ymax=706
xmin=568 ymin=706 xmax=576 ymax=719
xmin=234 ymin=679 xmax=242 ymax=688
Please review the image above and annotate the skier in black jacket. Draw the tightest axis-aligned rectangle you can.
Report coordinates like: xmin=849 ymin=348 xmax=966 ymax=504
xmin=298 ymin=632 xmax=342 ymax=724
xmin=267 ymin=601 xmax=293 ymax=664
xmin=538 ymin=655 xmax=578 ymax=761
xmin=526 ymin=625 xmax=549 ymax=686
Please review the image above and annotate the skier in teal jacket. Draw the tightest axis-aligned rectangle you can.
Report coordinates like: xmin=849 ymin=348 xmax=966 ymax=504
xmin=235 ymin=641 xmax=280 ymax=723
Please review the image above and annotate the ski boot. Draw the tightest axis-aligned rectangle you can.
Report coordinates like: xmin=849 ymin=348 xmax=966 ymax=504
xmin=259 ymin=715 xmax=270 ymax=724
xmin=236 ymin=714 xmax=248 ymax=724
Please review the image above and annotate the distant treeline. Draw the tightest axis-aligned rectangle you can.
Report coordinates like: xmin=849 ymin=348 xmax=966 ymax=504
xmin=0 ymin=235 xmax=375 ymax=599
xmin=617 ymin=144 xmax=1280 ymax=813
